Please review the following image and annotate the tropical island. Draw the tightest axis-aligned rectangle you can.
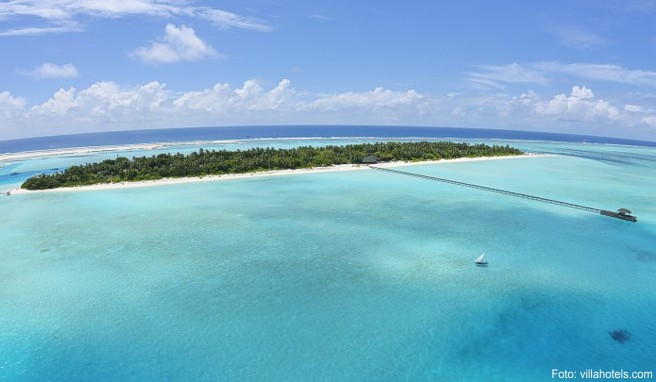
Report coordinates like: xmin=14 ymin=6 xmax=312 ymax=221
xmin=21 ymin=141 xmax=523 ymax=190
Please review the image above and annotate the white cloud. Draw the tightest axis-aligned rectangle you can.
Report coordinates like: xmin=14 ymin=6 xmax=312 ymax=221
xmin=570 ymin=85 xmax=594 ymax=100
xmin=248 ymin=78 xmax=293 ymax=110
xmin=198 ymin=9 xmax=272 ymax=32
xmin=496 ymin=91 xmax=540 ymax=117
xmin=0 ymin=91 xmax=25 ymax=107
xmin=172 ymin=82 xmax=426 ymax=119
xmin=534 ymin=86 xmax=619 ymax=121
xmin=172 ymin=83 xmax=232 ymax=113
xmin=0 ymin=1 xmax=271 ymax=36
xmin=21 ymin=63 xmax=79 ymax=79
xmin=552 ymin=28 xmax=612 ymax=50
xmin=29 ymin=81 xmax=168 ymax=123
xmin=33 ymin=87 xmax=77 ymax=115
xmin=309 ymin=14 xmax=335 ymax=21
xmin=641 ymin=115 xmax=656 ymax=129
xmin=0 ymin=80 xmax=432 ymax=137
xmin=0 ymin=21 xmax=82 ymax=37
xmin=0 ymin=91 xmax=26 ymax=120
xmin=307 ymin=88 xmax=423 ymax=111
xmin=3 ymin=79 xmax=656 ymax=140
xmin=131 ymin=24 xmax=220 ymax=64
xmin=469 ymin=62 xmax=656 ymax=89
xmin=0 ymin=91 xmax=26 ymax=137
xmin=173 ymin=79 xmax=293 ymax=113
xmin=468 ymin=63 xmax=551 ymax=89
xmin=451 ymin=106 xmax=466 ymax=116
xmin=559 ymin=64 xmax=656 ymax=87
xmin=624 ymin=104 xmax=643 ymax=112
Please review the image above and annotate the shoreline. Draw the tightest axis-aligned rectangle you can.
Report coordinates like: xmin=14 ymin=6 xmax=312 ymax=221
xmin=0 ymin=137 xmax=503 ymax=162
xmin=8 ymin=153 xmax=549 ymax=195
xmin=0 ymin=136 xmax=547 ymax=163
xmin=0 ymin=143 xmax=165 ymax=163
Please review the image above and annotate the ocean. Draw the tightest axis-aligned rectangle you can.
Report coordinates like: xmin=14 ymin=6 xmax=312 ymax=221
xmin=1 ymin=126 xmax=655 ymax=381
xmin=2 ymin=125 xmax=656 ymax=154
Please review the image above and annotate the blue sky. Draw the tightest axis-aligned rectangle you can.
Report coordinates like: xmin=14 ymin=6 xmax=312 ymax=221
xmin=1 ymin=1 xmax=656 ymax=141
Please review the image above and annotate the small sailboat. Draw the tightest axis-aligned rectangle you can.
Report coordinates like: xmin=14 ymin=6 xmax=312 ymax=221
xmin=475 ymin=252 xmax=488 ymax=266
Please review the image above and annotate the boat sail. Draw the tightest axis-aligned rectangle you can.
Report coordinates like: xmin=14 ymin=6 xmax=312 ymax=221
xmin=475 ymin=252 xmax=488 ymax=266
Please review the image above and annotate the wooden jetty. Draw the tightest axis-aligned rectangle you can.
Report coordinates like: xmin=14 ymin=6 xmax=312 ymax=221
xmin=369 ymin=166 xmax=637 ymax=222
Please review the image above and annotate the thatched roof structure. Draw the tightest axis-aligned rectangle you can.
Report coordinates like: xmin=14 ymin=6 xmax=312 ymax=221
xmin=363 ymin=154 xmax=378 ymax=164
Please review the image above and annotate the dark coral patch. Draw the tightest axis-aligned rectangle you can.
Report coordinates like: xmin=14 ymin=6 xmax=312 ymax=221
xmin=634 ymin=249 xmax=656 ymax=263
xmin=608 ymin=329 xmax=630 ymax=344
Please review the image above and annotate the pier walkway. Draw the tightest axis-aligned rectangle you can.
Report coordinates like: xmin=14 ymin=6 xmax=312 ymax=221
xmin=369 ymin=165 xmax=636 ymax=222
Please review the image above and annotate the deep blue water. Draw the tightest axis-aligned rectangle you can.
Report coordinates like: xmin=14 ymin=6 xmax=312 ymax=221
xmin=2 ymin=125 xmax=655 ymax=153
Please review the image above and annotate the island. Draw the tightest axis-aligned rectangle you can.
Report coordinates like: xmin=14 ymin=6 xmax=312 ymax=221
xmin=21 ymin=141 xmax=523 ymax=190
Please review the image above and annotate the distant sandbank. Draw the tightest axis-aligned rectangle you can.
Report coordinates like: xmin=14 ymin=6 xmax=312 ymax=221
xmin=7 ymin=153 xmax=550 ymax=195
xmin=0 ymin=144 xmax=165 ymax=163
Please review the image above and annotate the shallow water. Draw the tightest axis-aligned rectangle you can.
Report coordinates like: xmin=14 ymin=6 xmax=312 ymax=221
xmin=1 ymin=140 xmax=654 ymax=381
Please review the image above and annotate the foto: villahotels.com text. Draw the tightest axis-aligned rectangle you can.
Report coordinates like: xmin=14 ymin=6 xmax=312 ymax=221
xmin=552 ymin=369 xmax=653 ymax=380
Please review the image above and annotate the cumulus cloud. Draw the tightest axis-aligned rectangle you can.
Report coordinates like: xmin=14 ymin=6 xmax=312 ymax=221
xmin=30 ymin=81 xmax=168 ymax=124
xmin=21 ymin=63 xmax=79 ymax=79
xmin=173 ymin=79 xmax=293 ymax=113
xmin=307 ymin=88 xmax=423 ymax=111
xmin=0 ymin=79 xmax=434 ymax=137
xmin=496 ymin=91 xmax=540 ymax=117
xmin=0 ymin=91 xmax=26 ymax=119
xmin=450 ymin=85 xmax=656 ymax=135
xmin=570 ymin=85 xmax=594 ymax=100
xmin=0 ymin=91 xmax=26 ymax=107
xmin=131 ymin=24 xmax=220 ymax=64
xmin=534 ymin=86 xmax=619 ymax=121
xmin=34 ymin=87 xmax=77 ymax=115
xmin=2 ymin=79 xmax=656 ymax=140
xmin=0 ymin=1 xmax=271 ymax=36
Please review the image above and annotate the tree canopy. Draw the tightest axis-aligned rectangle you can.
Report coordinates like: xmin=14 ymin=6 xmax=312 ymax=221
xmin=21 ymin=141 xmax=523 ymax=190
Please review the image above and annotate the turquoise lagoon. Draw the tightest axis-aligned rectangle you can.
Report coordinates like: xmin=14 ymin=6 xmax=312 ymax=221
xmin=1 ymin=138 xmax=655 ymax=381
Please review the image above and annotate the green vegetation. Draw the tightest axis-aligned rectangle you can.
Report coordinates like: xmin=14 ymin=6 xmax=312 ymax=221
xmin=21 ymin=141 xmax=523 ymax=190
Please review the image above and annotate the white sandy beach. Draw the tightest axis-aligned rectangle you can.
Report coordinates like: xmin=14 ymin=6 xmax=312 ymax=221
xmin=7 ymin=153 xmax=549 ymax=195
